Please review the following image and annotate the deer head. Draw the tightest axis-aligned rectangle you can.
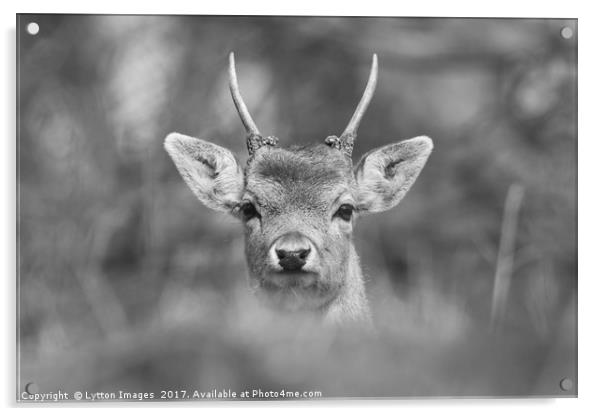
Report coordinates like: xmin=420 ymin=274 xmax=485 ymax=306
xmin=165 ymin=53 xmax=433 ymax=324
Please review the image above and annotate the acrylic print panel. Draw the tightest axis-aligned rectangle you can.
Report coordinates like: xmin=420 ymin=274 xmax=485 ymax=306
xmin=17 ymin=14 xmax=577 ymax=401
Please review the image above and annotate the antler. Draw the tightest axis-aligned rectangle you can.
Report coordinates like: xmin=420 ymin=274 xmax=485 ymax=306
xmin=325 ymin=54 xmax=378 ymax=158
xmin=228 ymin=52 xmax=278 ymax=156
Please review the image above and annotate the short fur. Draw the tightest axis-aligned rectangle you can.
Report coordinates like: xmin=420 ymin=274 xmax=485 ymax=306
xmin=164 ymin=132 xmax=433 ymax=326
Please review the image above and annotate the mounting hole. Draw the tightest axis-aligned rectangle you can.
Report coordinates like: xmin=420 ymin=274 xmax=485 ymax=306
xmin=560 ymin=26 xmax=573 ymax=40
xmin=26 ymin=22 xmax=40 ymax=35
xmin=559 ymin=377 xmax=573 ymax=391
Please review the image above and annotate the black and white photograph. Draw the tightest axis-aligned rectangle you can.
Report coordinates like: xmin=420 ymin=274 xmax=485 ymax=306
xmin=15 ymin=13 xmax=577 ymax=402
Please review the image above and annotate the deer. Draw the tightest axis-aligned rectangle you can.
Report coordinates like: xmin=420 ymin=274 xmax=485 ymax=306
xmin=164 ymin=53 xmax=433 ymax=326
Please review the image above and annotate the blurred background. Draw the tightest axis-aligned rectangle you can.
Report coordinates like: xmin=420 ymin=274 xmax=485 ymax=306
xmin=17 ymin=15 xmax=576 ymax=399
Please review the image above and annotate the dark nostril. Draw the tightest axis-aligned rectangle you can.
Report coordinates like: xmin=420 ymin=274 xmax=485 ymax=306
xmin=275 ymin=248 xmax=310 ymax=260
xmin=298 ymin=248 xmax=310 ymax=260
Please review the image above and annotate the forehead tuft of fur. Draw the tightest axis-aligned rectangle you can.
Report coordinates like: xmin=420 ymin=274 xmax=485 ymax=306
xmin=244 ymin=144 xmax=355 ymax=213
xmin=246 ymin=144 xmax=353 ymax=187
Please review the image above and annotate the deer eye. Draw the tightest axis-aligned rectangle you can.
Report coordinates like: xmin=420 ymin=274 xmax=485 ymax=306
xmin=334 ymin=204 xmax=354 ymax=222
xmin=239 ymin=202 xmax=260 ymax=222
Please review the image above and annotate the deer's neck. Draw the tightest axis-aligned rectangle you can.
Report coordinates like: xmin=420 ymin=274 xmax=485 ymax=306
xmin=323 ymin=245 xmax=371 ymax=326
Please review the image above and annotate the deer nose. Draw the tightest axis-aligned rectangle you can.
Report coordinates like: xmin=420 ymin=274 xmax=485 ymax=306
xmin=273 ymin=232 xmax=312 ymax=271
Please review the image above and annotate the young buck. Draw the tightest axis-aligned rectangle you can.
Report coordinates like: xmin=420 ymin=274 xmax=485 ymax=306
xmin=165 ymin=53 xmax=433 ymax=325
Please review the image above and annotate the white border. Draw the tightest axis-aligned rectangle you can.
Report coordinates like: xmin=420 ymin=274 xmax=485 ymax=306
xmin=2 ymin=1 xmax=600 ymax=415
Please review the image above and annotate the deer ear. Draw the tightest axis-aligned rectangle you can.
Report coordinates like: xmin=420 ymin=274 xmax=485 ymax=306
xmin=164 ymin=133 xmax=244 ymax=212
xmin=354 ymin=136 xmax=433 ymax=213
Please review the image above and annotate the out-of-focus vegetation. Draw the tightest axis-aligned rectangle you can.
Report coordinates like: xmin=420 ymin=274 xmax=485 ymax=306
xmin=18 ymin=15 xmax=576 ymax=398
